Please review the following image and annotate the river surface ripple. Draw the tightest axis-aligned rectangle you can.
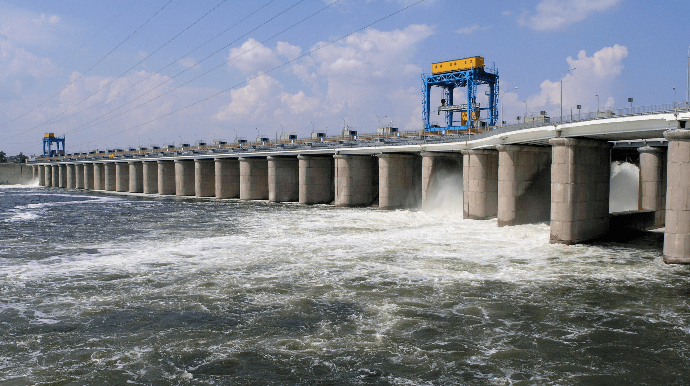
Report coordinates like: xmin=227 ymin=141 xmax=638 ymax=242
xmin=0 ymin=186 xmax=688 ymax=385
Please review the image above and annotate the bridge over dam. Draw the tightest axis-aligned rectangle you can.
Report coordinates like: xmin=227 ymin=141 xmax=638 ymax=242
xmin=30 ymin=104 xmax=690 ymax=263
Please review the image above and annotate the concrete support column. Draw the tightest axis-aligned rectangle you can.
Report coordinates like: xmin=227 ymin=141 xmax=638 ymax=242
xmin=94 ymin=163 xmax=106 ymax=190
xmin=84 ymin=163 xmax=94 ymax=190
xmin=44 ymin=165 xmax=52 ymax=187
xmin=129 ymin=162 xmax=144 ymax=193
xmin=32 ymin=165 xmax=37 ymax=181
xmin=58 ymin=164 xmax=67 ymax=188
xmin=175 ymin=159 xmax=195 ymax=196
xmin=158 ymin=160 xmax=176 ymax=195
xmin=239 ymin=157 xmax=268 ymax=200
xmin=638 ymin=146 xmax=666 ymax=228
xmin=298 ymin=155 xmax=334 ymax=204
xmin=462 ymin=149 xmax=499 ymax=219
xmin=215 ymin=158 xmax=240 ymax=199
xmin=662 ymin=130 xmax=690 ymax=263
xmin=115 ymin=162 xmax=129 ymax=192
xmin=497 ymin=145 xmax=551 ymax=227
xmin=38 ymin=165 xmax=46 ymax=186
xmin=195 ymin=159 xmax=215 ymax=197
xmin=378 ymin=153 xmax=422 ymax=210
xmin=143 ymin=161 xmax=158 ymax=194
xmin=334 ymin=154 xmax=379 ymax=207
xmin=51 ymin=165 xmax=59 ymax=187
xmin=66 ymin=164 xmax=76 ymax=189
xmin=549 ymin=138 xmax=612 ymax=244
xmin=268 ymin=156 xmax=299 ymax=202
xmin=421 ymin=152 xmax=463 ymax=210
xmin=75 ymin=164 xmax=85 ymax=189
xmin=104 ymin=163 xmax=116 ymax=191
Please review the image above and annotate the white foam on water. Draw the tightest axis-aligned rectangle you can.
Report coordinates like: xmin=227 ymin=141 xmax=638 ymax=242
xmin=610 ymin=161 xmax=640 ymax=212
xmin=2 ymin=190 xmax=687 ymax=384
xmin=2 ymin=194 xmax=122 ymax=222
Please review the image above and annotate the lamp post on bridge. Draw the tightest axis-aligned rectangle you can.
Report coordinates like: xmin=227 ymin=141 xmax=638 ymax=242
xmin=595 ymin=94 xmax=599 ymax=114
xmin=523 ymin=100 xmax=527 ymax=122
xmin=560 ymin=68 xmax=575 ymax=123
xmin=673 ymin=87 xmax=677 ymax=111
xmin=501 ymin=87 xmax=518 ymax=126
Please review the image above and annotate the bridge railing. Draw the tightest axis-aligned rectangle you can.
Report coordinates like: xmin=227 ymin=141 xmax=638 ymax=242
xmin=500 ymin=101 xmax=690 ymax=132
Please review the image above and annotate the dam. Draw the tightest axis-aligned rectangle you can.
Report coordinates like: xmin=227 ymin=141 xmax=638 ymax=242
xmin=28 ymin=103 xmax=690 ymax=263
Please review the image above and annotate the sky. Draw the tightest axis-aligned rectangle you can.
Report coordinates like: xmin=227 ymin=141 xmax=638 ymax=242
xmin=0 ymin=0 xmax=688 ymax=156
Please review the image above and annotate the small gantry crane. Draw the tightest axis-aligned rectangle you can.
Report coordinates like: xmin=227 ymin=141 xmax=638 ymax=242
xmin=422 ymin=56 xmax=499 ymax=132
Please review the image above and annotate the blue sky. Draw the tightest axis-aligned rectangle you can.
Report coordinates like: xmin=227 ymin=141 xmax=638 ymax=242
xmin=0 ymin=0 xmax=688 ymax=156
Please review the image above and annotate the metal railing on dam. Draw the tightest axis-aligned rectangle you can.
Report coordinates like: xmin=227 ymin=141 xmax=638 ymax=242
xmin=36 ymin=101 xmax=690 ymax=162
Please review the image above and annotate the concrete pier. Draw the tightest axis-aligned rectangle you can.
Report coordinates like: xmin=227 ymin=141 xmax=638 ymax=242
xmin=378 ymin=153 xmax=422 ymax=210
xmin=194 ymin=159 xmax=215 ymax=197
xmin=58 ymin=164 xmax=67 ymax=188
xmin=158 ymin=160 xmax=176 ymax=195
xmin=175 ymin=160 xmax=195 ymax=196
xmin=638 ymin=146 xmax=666 ymax=228
xmin=143 ymin=161 xmax=158 ymax=194
xmin=420 ymin=152 xmax=463 ymax=210
xmin=215 ymin=158 xmax=240 ymax=199
xmin=298 ymin=155 xmax=334 ymax=205
xmin=334 ymin=154 xmax=379 ymax=207
xmin=129 ymin=162 xmax=144 ymax=193
xmin=94 ymin=163 xmax=106 ymax=190
xmin=267 ymin=156 xmax=299 ymax=202
xmin=51 ymin=165 xmax=59 ymax=187
xmin=104 ymin=163 xmax=116 ymax=191
xmin=44 ymin=165 xmax=52 ymax=187
xmin=39 ymin=165 xmax=46 ymax=186
xmin=66 ymin=164 xmax=76 ymax=189
xmin=497 ymin=145 xmax=551 ymax=226
xmin=549 ymin=138 xmax=612 ymax=244
xmin=462 ymin=149 xmax=499 ymax=219
xmin=239 ymin=157 xmax=268 ymax=200
xmin=115 ymin=162 xmax=129 ymax=192
xmin=75 ymin=164 xmax=85 ymax=189
xmin=662 ymin=130 xmax=690 ymax=263
xmin=84 ymin=163 xmax=94 ymax=190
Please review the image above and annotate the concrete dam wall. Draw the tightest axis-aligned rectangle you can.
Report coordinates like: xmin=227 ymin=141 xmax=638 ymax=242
xmin=0 ymin=164 xmax=36 ymax=185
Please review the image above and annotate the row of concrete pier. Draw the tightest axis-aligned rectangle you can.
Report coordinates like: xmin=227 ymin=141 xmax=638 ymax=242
xmin=32 ymin=129 xmax=690 ymax=263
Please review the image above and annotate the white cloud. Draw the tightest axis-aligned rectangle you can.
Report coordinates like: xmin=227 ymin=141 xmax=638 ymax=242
xmin=227 ymin=38 xmax=280 ymax=74
xmin=216 ymin=24 xmax=435 ymax=134
xmin=276 ymin=41 xmax=301 ymax=60
xmin=0 ymin=39 xmax=56 ymax=82
xmin=457 ymin=25 xmax=480 ymax=34
xmin=0 ymin=4 xmax=62 ymax=45
xmin=519 ymin=45 xmax=628 ymax=119
xmin=519 ymin=0 xmax=622 ymax=31
xmin=178 ymin=57 xmax=198 ymax=69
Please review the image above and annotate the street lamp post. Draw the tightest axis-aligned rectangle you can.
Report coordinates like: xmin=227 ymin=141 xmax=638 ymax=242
xmin=673 ymin=87 xmax=677 ymax=110
xmin=501 ymin=87 xmax=518 ymax=126
xmin=595 ymin=94 xmax=599 ymax=114
xmin=560 ymin=68 xmax=576 ymax=122
xmin=523 ymin=100 xmax=527 ymax=121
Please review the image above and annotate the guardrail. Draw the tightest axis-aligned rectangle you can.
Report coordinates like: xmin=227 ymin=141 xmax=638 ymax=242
xmin=36 ymin=102 xmax=688 ymax=162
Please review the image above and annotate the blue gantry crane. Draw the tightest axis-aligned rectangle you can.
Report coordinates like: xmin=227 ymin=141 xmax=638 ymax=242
xmin=43 ymin=133 xmax=65 ymax=157
xmin=422 ymin=56 xmax=499 ymax=131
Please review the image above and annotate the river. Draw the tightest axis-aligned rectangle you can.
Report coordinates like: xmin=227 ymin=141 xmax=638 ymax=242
xmin=1 ymin=172 xmax=688 ymax=384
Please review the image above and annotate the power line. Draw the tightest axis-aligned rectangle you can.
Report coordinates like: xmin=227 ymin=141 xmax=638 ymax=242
xmin=6 ymin=0 xmax=138 ymax=102
xmin=7 ymin=0 xmax=280 ymax=140
xmin=63 ymin=0 xmax=312 ymax=137
xmin=72 ymin=0 xmax=429 ymax=148
xmin=5 ymin=0 xmax=230 ymax=139
xmin=0 ymin=0 xmax=174 ymax=130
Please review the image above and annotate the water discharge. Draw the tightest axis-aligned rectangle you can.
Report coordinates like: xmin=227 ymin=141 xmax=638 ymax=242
xmin=610 ymin=161 xmax=640 ymax=212
xmin=0 ymin=186 xmax=688 ymax=385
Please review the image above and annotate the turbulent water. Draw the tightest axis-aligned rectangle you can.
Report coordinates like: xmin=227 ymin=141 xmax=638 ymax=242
xmin=1 ymin=182 xmax=689 ymax=385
